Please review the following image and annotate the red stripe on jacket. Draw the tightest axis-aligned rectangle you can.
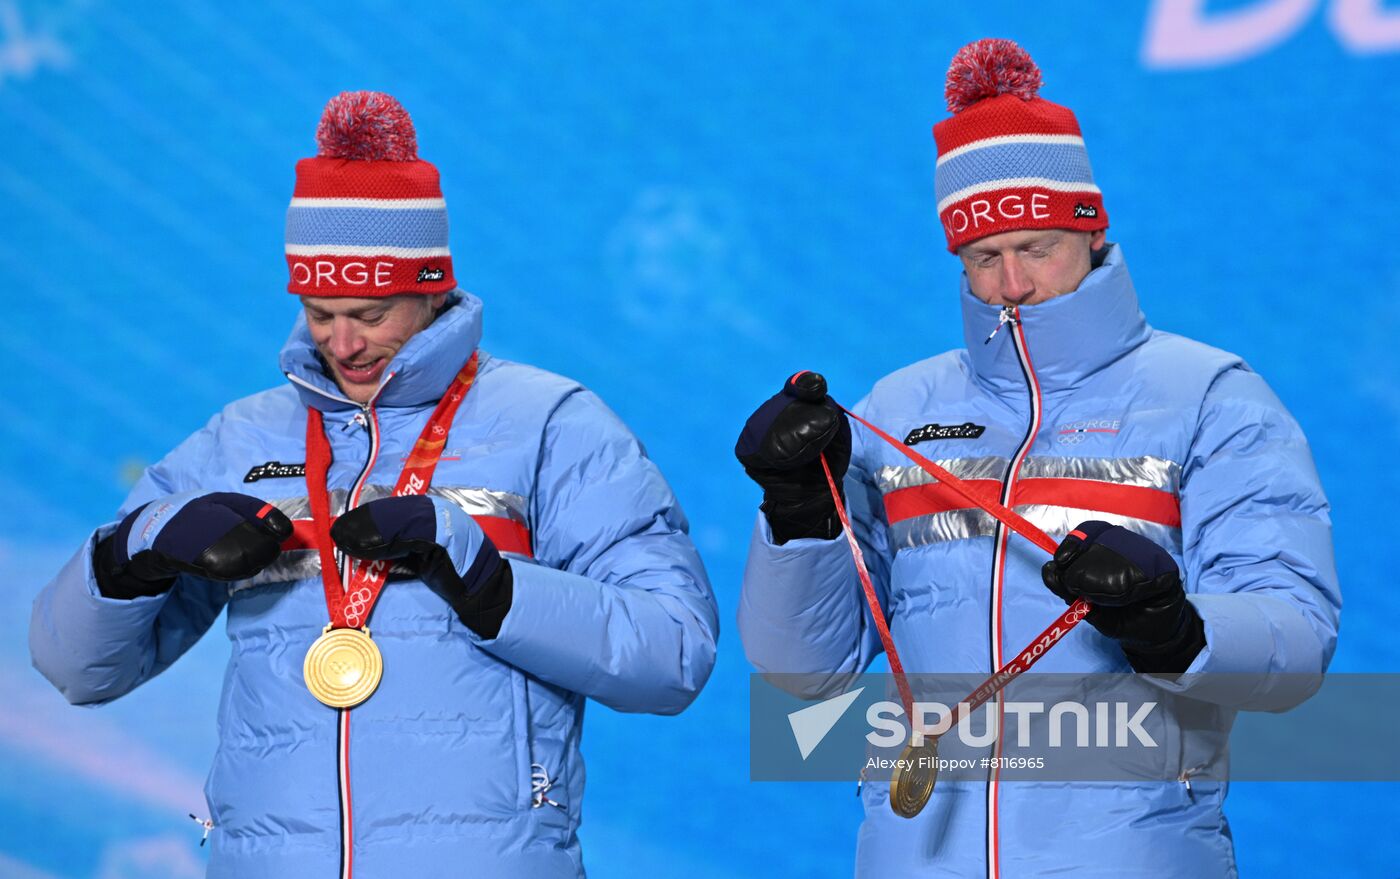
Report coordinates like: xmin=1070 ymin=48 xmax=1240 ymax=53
xmin=882 ymin=477 xmax=1180 ymax=528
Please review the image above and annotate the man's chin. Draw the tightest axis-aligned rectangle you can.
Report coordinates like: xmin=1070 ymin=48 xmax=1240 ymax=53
xmin=330 ymin=370 xmax=381 ymax=404
xmin=330 ymin=361 xmax=388 ymax=402
xmin=342 ymin=385 xmax=376 ymax=404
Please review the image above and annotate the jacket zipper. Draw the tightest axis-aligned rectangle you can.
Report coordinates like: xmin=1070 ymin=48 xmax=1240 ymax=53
xmin=984 ymin=305 xmax=1043 ymax=879
xmin=337 ymin=389 xmax=391 ymax=879
xmin=286 ymin=370 xmax=395 ymax=879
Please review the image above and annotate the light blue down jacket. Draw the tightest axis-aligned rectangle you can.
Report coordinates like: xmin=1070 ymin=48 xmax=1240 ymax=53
xmin=30 ymin=291 xmax=719 ymax=878
xmin=739 ymin=245 xmax=1340 ymax=878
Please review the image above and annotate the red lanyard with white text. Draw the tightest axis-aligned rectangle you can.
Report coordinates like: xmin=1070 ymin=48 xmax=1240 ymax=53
xmin=820 ymin=398 xmax=1092 ymax=816
xmin=304 ymin=351 xmax=479 ymax=631
xmin=822 ymin=401 xmax=1090 ymax=716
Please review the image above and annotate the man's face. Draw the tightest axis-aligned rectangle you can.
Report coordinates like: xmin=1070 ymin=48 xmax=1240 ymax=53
xmin=958 ymin=228 xmax=1107 ymax=307
xmin=301 ymin=293 xmax=446 ymax=404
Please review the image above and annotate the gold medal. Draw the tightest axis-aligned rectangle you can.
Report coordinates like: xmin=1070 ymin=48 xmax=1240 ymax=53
xmin=303 ymin=624 xmax=383 ymax=708
xmin=889 ymin=736 xmax=939 ymax=818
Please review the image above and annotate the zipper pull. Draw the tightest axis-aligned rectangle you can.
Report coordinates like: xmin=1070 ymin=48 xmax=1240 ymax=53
xmin=530 ymin=763 xmax=564 ymax=809
xmin=1178 ymin=766 xmax=1204 ymax=799
xmin=188 ymin=813 xmax=214 ymax=846
xmin=984 ymin=306 xmax=1017 ymax=344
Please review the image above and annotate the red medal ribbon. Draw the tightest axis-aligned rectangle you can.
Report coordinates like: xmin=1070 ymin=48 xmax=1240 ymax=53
xmin=820 ymin=403 xmax=1092 ymax=734
xmin=821 ymin=454 xmax=916 ymax=717
xmin=304 ymin=351 xmax=480 ymax=630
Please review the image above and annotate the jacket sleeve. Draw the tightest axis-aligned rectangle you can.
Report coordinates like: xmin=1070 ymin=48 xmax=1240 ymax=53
xmin=1149 ymin=366 xmax=1341 ymax=710
xmin=469 ymin=389 xmax=718 ymax=715
xmin=736 ymin=404 xmax=891 ymax=693
xmin=29 ymin=415 xmax=231 ymax=706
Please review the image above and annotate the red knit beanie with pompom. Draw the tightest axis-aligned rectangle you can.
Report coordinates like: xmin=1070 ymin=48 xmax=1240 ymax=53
xmin=285 ymin=91 xmax=454 ymax=297
xmin=934 ymin=40 xmax=1107 ymax=252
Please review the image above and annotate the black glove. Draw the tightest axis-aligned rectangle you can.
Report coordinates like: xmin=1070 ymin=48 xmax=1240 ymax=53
xmin=1041 ymin=520 xmax=1205 ymax=674
xmin=735 ymin=371 xmax=851 ymax=544
xmin=331 ymin=495 xmax=513 ymax=640
xmin=95 ymin=491 xmax=293 ymax=600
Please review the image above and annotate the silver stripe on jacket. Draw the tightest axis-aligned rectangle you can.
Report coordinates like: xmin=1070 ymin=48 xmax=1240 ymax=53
xmin=1018 ymin=455 xmax=1180 ymax=493
xmin=887 ymin=506 xmax=1182 ymax=555
xmin=874 ymin=456 xmax=1010 ymax=492
xmin=876 ymin=455 xmax=1179 ymax=494
xmin=880 ymin=455 xmax=1181 ymax=553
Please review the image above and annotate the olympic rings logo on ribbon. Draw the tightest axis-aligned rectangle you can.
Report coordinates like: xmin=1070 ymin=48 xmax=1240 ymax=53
xmin=343 ymin=587 xmax=373 ymax=627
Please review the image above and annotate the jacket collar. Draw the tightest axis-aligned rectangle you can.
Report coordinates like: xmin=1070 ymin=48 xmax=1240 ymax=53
xmin=280 ymin=290 xmax=485 ymax=413
xmin=960 ymin=244 xmax=1152 ymax=398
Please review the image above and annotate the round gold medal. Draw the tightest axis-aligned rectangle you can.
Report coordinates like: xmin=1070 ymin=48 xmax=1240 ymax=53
xmin=889 ymin=737 xmax=939 ymax=819
xmin=303 ymin=625 xmax=383 ymax=708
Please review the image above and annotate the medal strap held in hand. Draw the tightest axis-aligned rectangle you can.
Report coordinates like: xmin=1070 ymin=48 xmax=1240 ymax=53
xmin=304 ymin=351 xmax=480 ymax=630
xmin=819 ymin=402 xmax=1092 ymax=735
xmin=820 ymin=453 xmax=916 ymax=722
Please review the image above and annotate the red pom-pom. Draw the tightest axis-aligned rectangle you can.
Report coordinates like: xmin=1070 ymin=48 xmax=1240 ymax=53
xmin=315 ymin=91 xmax=418 ymax=161
xmin=944 ymin=39 xmax=1042 ymax=114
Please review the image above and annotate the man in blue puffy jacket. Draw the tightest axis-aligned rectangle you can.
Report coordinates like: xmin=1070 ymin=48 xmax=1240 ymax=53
xmin=30 ymin=91 xmax=719 ymax=878
xmin=736 ymin=40 xmax=1339 ymax=877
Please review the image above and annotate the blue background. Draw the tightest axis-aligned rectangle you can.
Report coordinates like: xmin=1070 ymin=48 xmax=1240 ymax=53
xmin=1 ymin=1 xmax=1396 ymax=876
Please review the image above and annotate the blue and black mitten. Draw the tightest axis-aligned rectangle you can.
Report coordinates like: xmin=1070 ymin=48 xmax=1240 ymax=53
xmin=331 ymin=495 xmax=513 ymax=639
xmin=1041 ymin=520 xmax=1206 ymax=674
xmin=735 ymin=371 xmax=852 ymax=544
xmin=95 ymin=491 xmax=293 ymax=599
